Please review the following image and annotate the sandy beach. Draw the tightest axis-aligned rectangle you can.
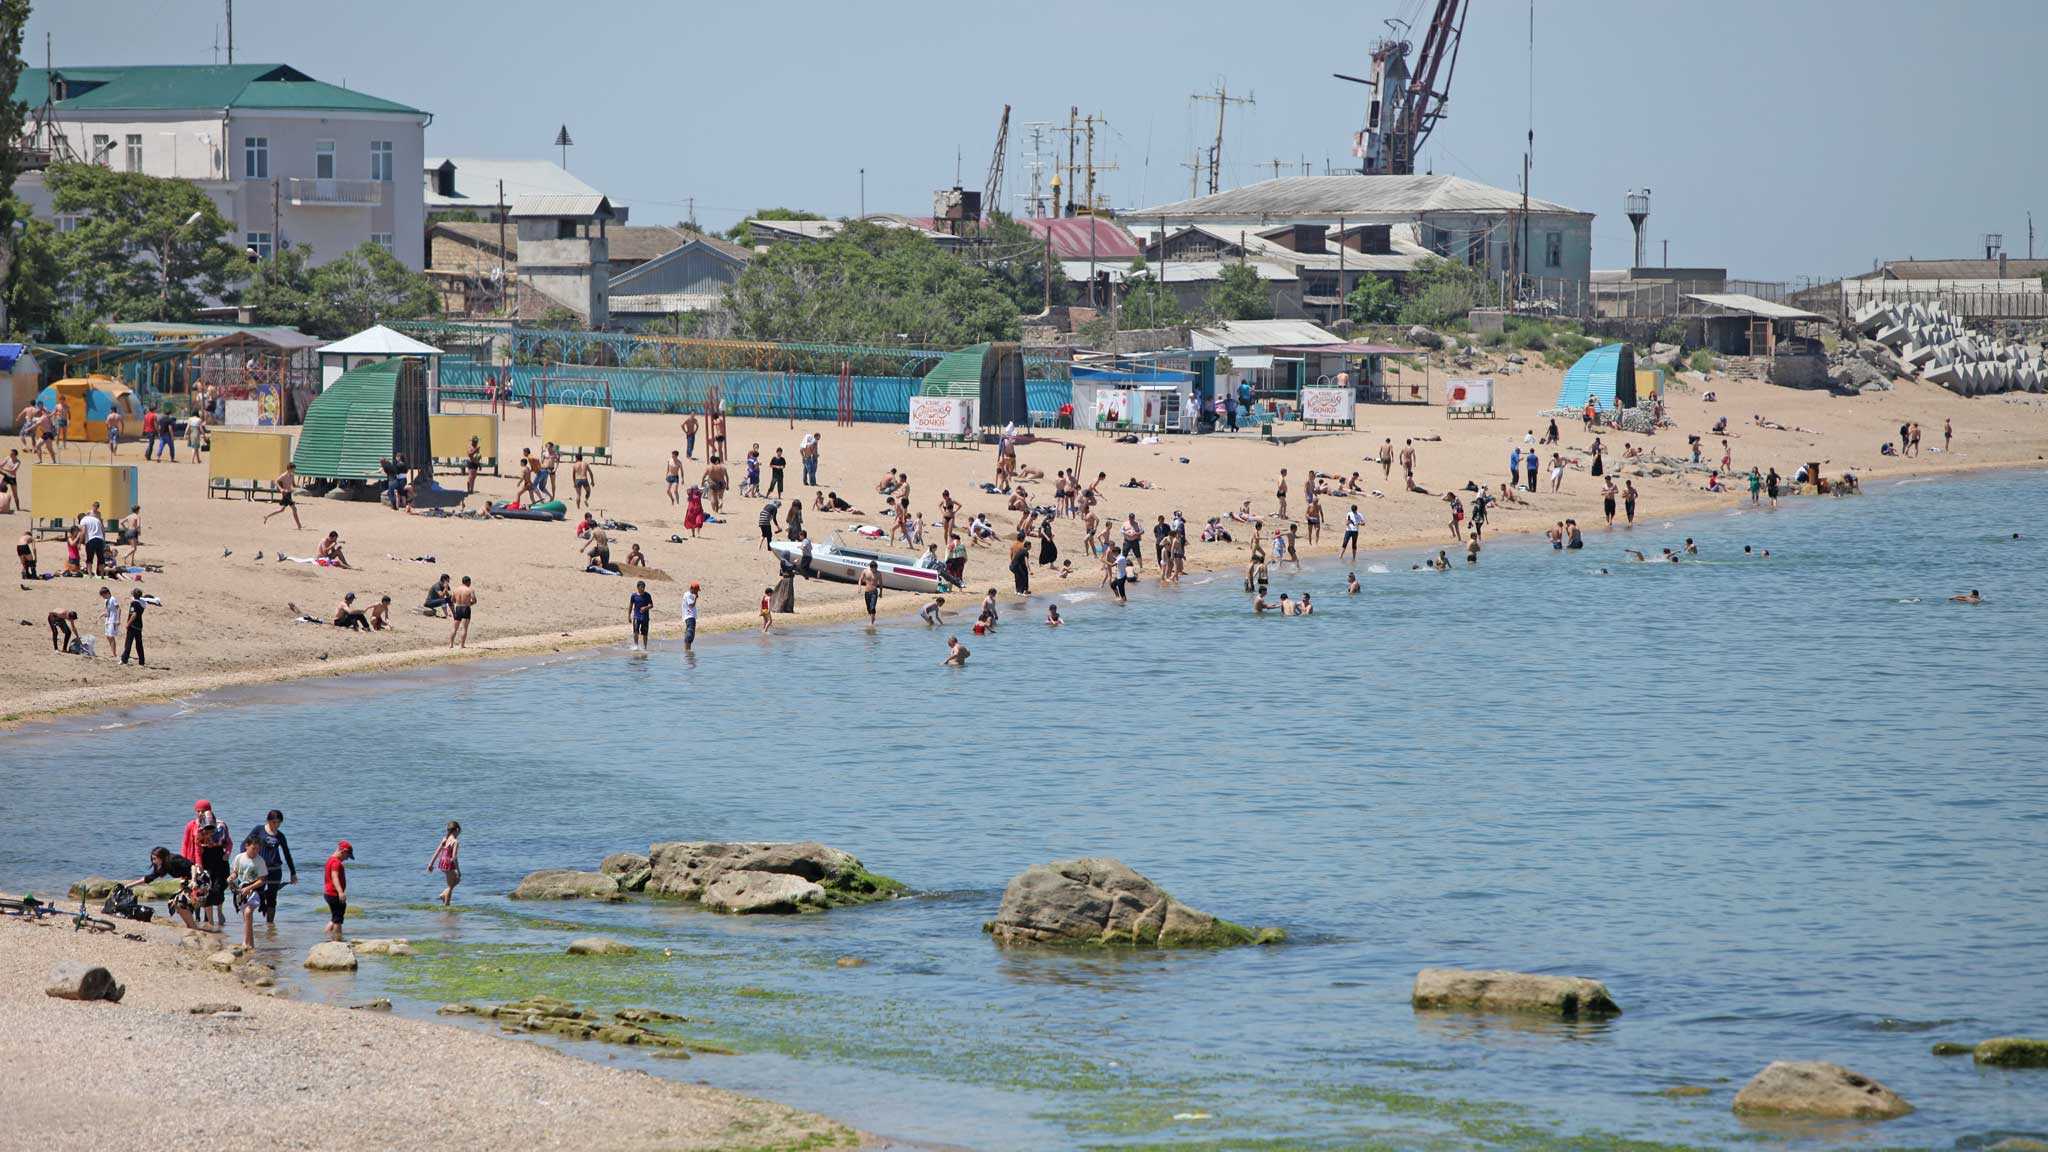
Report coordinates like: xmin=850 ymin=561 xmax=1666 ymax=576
xmin=0 ymin=908 xmax=855 ymax=1151
xmin=8 ymin=359 xmax=2047 ymax=723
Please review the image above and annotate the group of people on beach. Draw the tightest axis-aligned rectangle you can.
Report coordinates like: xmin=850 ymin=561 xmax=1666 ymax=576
xmin=122 ymin=801 xmax=464 ymax=948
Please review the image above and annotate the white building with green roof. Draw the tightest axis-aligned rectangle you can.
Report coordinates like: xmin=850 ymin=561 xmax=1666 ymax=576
xmin=15 ymin=64 xmax=430 ymax=270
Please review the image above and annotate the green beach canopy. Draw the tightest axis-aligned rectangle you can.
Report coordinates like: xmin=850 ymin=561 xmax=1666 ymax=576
xmin=919 ymin=343 xmax=992 ymax=397
xmin=292 ymin=359 xmax=430 ymax=482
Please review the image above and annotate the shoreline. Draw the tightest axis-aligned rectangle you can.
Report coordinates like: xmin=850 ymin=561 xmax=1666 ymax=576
xmin=6 ymin=452 xmax=2035 ymax=731
xmin=0 ymin=905 xmax=862 ymax=1151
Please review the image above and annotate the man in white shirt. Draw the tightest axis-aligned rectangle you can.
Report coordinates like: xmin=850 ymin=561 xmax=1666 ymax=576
xmin=1342 ymin=505 xmax=1364 ymax=561
xmin=99 ymin=585 xmax=120 ymax=647
xmin=80 ymin=502 xmax=106 ymax=574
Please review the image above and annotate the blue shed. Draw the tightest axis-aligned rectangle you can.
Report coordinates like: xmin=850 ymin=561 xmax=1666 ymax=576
xmin=1555 ymin=343 xmax=1638 ymax=411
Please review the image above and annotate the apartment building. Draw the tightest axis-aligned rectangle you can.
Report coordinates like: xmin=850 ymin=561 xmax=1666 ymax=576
xmin=14 ymin=64 xmax=430 ymax=269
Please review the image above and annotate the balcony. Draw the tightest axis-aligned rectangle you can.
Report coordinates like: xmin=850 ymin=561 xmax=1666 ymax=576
xmin=286 ymin=177 xmax=383 ymax=208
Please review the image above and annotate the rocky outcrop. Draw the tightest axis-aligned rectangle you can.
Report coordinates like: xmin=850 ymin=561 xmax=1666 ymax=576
xmin=303 ymin=942 xmax=359 ymax=972
xmin=1975 ymin=1037 xmax=2048 ymax=1068
xmin=639 ymin=841 xmax=902 ymax=914
xmin=438 ymin=996 xmax=724 ymax=1054
xmin=1410 ymin=968 xmax=1622 ymax=1017
xmin=350 ymin=938 xmax=413 ymax=956
xmin=46 ymin=962 xmax=124 ymax=1003
xmin=1730 ymin=1061 xmax=1911 ymax=1120
xmin=509 ymin=869 xmax=623 ymax=902
xmin=566 ymin=937 xmax=637 ymax=956
xmin=600 ymin=852 xmax=653 ymax=893
xmin=71 ymin=876 xmax=184 ymax=901
xmin=984 ymin=858 xmax=1281 ymax=948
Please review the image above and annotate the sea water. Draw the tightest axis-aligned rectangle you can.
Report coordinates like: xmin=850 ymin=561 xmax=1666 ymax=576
xmin=4 ymin=471 xmax=2047 ymax=1150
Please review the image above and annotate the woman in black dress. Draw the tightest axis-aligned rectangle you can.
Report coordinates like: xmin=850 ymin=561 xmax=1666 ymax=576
xmin=1037 ymin=514 xmax=1058 ymax=567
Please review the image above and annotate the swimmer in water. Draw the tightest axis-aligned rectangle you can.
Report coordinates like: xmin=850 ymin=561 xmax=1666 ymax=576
xmin=1299 ymin=592 xmax=1314 ymax=615
xmin=1045 ymin=604 xmax=1062 ymax=626
xmin=1624 ymin=549 xmax=1647 ymax=562
xmin=1662 ymin=548 xmax=1680 ymax=563
xmin=1949 ymin=589 xmax=1983 ymax=604
xmin=942 ymin=635 xmax=971 ymax=665
xmin=1277 ymin=593 xmax=1294 ymax=615
xmin=1433 ymin=550 xmax=1451 ymax=571
xmin=1253 ymin=593 xmax=1276 ymax=613
xmin=1684 ymin=537 xmax=1699 ymax=555
xmin=1346 ymin=572 xmax=1360 ymax=594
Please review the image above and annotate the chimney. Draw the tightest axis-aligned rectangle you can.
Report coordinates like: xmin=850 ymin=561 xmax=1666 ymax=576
xmin=1354 ymin=224 xmax=1392 ymax=255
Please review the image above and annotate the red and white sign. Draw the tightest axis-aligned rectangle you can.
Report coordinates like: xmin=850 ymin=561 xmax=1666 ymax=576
xmin=1300 ymin=387 xmax=1355 ymax=424
xmin=908 ymin=396 xmax=974 ymax=436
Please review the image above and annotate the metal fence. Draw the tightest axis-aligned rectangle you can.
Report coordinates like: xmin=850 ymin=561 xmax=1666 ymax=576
xmin=1497 ymin=276 xmax=1793 ymax=321
xmin=1791 ymin=281 xmax=2048 ymax=323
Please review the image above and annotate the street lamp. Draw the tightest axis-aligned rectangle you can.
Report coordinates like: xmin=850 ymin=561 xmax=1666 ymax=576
xmin=161 ymin=209 xmax=209 ymax=315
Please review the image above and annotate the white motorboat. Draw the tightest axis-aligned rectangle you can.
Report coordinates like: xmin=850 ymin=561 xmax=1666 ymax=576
xmin=772 ymin=531 xmax=949 ymax=592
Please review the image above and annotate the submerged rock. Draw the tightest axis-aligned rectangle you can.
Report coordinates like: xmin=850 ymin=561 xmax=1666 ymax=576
xmin=1976 ymin=1037 xmax=2048 ymax=1068
xmin=303 ymin=942 xmax=359 ymax=972
xmin=984 ymin=858 xmax=1280 ymax=948
xmin=509 ymin=869 xmax=623 ymax=902
xmin=1410 ymin=968 xmax=1622 ymax=1017
xmin=638 ymin=841 xmax=903 ymax=913
xmin=565 ymin=936 xmax=637 ymax=956
xmin=451 ymin=995 xmax=695 ymax=1051
xmin=350 ymin=998 xmax=393 ymax=1011
xmin=1931 ymin=1041 xmax=1974 ymax=1056
xmin=350 ymin=938 xmax=413 ymax=956
xmin=1731 ymin=1061 xmax=1911 ymax=1120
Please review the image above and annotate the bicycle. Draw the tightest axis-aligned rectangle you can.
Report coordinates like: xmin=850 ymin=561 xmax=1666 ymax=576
xmin=0 ymin=894 xmax=59 ymax=920
xmin=70 ymin=896 xmax=116 ymax=934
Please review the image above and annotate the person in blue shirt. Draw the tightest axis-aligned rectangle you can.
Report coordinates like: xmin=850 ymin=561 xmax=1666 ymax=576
xmin=627 ymin=580 xmax=654 ymax=651
xmin=1509 ymin=446 xmax=1523 ymax=490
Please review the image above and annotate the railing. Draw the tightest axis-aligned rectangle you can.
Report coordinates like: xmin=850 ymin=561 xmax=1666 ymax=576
xmin=285 ymin=177 xmax=383 ymax=206
xmin=1495 ymin=276 xmax=1794 ymax=321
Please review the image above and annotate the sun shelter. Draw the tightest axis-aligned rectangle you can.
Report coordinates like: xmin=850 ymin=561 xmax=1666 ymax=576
xmin=27 ymin=463 xmax=138 ymax=538
xmin=292 ymin=359 xmax=431 ymax=484
xmin=430 ymin=412 xmax=500 ymax=475
xmin=919 ymin=342 xmax=1029 ymax=429
xmin=317 ymin=324 xmax=443 ymax=410
xmin=39 ymin=375 xmax=141 ymax=441
xmin=1555 ymin=344 xmax=1637 ymax=412
xmin=207 ymin=428 xmax=294 ymax=500
xmin=539 ymin=403 xmax=613 ymax=462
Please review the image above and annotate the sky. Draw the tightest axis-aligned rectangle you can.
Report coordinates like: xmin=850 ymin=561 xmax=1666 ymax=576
xmin=25 ymin=0 xmax=2046 ymax=282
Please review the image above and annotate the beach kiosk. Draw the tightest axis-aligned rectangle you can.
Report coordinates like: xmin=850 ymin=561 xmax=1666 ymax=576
xmin=317 ymin=325 xmax=443 ymax=411
xmin=1 ymin=343 xmax=41 ymax=428
xmin=27 ymin=463 xmax=138 ymax=538
xmin=292 ymin=359 xmax=431 ymax=486
xmin=38 ymin=375 xmax=141 ymax=443
xmin=1556 ymin=344 xmax=1638 ymax=414
xmin=916 ymin=342 xmax=1029 ymax=433
xmin=207 ymin=428 xmax=295 ymax=500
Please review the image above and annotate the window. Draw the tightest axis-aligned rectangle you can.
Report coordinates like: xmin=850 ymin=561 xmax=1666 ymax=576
xmin=1544 ymin=230 xmax=1563 ymax=270
xmin=92 ymin=134 xmax=111 ymax=166
xmin=246 ymin=232 xmax=273 ymax=260
xmin=125 ymin=134 xmax=143 ymax=172
xmin=1430 ymin=227 xmax=1452 ymax=256
xmin=314 ymin=140 xmax=336 ymax=180
xmin=55 ymin=214 xmax=82 ymax=234
xmin=370 ymin=140 xmax=393 ymax=182
xmin=371 ymin=232 xmax=394 ymax=252
xmin=244 ymin=136 xmax=268 ymax=179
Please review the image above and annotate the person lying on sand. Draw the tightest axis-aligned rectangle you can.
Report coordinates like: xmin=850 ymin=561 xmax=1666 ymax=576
xmin=1122 ymin=477 xmax=1153 ymax=489
xmin=814 ymin=490 xmax=856 ymax=513
xmin=1229 ymin=500 xmax=1256 ymax=525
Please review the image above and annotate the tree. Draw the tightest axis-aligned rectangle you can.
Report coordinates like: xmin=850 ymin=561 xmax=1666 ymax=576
xmin=535 ymin=305 xmax=583 ymax=332
xmin=44 ymin=162 xmax=242 ymax=322
xmin=244 ymin=241 xmax=439 ymax=339
xmin=716 ymin=220 xmax=1019 ymax=346
xmin=1346 ymin=273 xmax=1400 ymax=324
xmin=0 ymin=0 xmax=31 ymax=335
xmin=1205 ymin=261 xmax=1272 ymax=321
xmin=979 ymin=210 xmax=1067 ymax=314
xmin=1396 ymin=256 xmax=1487 ymax=327
xmin=725 ymin=207 xmax=826 ymax=248
xmin=1118 ymin=258 xmax=1184 ymax=330
xmin=4 ymin=217 xmax=110 ymax=343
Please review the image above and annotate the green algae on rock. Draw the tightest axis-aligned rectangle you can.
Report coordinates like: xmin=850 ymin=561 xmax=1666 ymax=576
xmin=1975 ymin=1036 xmax=2048 ymax=1068
xmin=515 ymin=841 xmax=904 ymax=914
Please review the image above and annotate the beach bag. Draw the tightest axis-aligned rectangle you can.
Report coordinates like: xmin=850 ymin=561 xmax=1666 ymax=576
xmin=101 ymin=884 xmax=153 ymax=922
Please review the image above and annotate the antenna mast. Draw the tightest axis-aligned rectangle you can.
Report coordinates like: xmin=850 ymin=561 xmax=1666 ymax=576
xmin=1190 ymin=80 xmax=1253 ymax=194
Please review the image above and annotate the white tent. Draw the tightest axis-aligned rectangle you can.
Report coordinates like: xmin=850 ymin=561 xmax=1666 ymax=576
xmin=317 ymin=325 xmax=444 ymax=408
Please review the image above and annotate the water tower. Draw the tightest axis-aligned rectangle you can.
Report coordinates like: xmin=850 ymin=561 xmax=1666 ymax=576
xmin=1625 ymin=189 xmax=1651 ymax=270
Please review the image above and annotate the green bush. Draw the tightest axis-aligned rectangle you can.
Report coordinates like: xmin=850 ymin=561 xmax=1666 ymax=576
xmin=1480 ymin=329 xmax=1511 ymax=348
xmin=1519 ymin=331 xmax=1549 ymax=352
xmin=1656 ymin=321 xmax=1688 ymax=347
xmin=1688 ymin=348 xmax=1715 ymax=373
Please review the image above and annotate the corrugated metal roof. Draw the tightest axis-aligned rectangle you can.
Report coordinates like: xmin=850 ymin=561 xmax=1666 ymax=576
xmin=16 ymin=65 xmax=424 ymax=115
xmin=425 ymin=158 xmax=600 ymax=209
xmin=1058 ymin=259 xmax=1298 ymax=284
xmin=748 ymin=219 xmax=842 ymax=239
xmin=1863 ymin=258 xmax=2048 ymax=281
xmin=1190 ymin=320 xmax=1343 ymax=350
xmin=1128 ymin=222 xmax=1433 ymax=272
xmin=1685 ymin=294 xmax=1822 ymax=321
xmin=507 ymin=194 xmax=615 ymax=220
xmin=1133 ymin=174 xmax=1587 ymax=221
xmin=609 ymin=292 xmax=726 ymax=314
xmin=1020 ymin=216 xmax=1144 ymax=260
xmin=920 ymin=344 xmax=990 ymax=396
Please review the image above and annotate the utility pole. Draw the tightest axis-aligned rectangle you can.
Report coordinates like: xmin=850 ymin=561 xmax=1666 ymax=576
xmin=1055 ymin=107 xmax=1079 ymax=216
xmin=271 ymin=176 xmax=279 ymax=252
xmin=1180 ymin=151 xmax=1202 ymax=199
xmin=497 ymin=179 xmax=507 ymax=314
xmin=1190 ymin=80 xmax=1253 ymax=195
xmin=858 ymin=168 xmax=864 ymax=219
xmin=225 ymin=0 xmax=233 ymax=64
xmin=1023 ymin=122 xmax=1051 ymax=218
xmin=1079 ymin=113 xmax=1118 ymax=216
xmin=1662 ymin=239 xmax=1669 ymax=268
xmin=2030 ymin=211 xmax=2036 ymax=259
xmin=1267 ymin=158 xmax=1288 ymax=181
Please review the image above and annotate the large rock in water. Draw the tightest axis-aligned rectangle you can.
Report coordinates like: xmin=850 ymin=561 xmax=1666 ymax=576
xmin=1731 ymin=1061 xmax=1912 ymax=1120
xmin=566 ymin=937 xmax=637 ymax=956
xmin=1411 ymin=968 xmax=1622 ymax=1017
xmin=984 ymin=858 xmax=1279 ymax=948
xmin=509 ymin=869 xmax=624 ymax=901
xmin=640 ymin=841 xmax=902 ymax=912
xmin=304 ymin=942 xmax=359 ymax=972
xmin=1975 ymin=1037 xmax=2048 ymax=1068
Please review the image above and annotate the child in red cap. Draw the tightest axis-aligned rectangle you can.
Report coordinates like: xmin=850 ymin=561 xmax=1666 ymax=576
xmin=323 ymin=841 xmax=354 ymax=942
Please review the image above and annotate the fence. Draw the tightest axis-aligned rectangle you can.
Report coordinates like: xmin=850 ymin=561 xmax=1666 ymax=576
xmin=439 ymin=361 xmax=1075 ymax=426
xmin=1498 ymin=276 xmax=1794 ymax=321
xmin=1793 ymin=280 xmax=2048 ymax=323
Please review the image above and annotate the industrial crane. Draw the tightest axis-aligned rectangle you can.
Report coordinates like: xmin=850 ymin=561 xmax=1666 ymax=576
xmin=1334 ymin=0 xmax=1470 ymax=176
xmin=983 ymin=104 xmax=1010 ymax=219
